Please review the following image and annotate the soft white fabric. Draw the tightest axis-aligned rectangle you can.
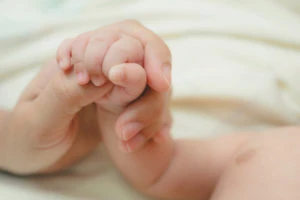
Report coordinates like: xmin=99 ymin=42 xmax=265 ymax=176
xmin=0 ymin=0 xmax=300 ymax=199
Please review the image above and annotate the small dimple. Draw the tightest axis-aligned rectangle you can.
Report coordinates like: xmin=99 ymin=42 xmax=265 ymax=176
xmin=235 ymin=148 xmax=257 ymax=165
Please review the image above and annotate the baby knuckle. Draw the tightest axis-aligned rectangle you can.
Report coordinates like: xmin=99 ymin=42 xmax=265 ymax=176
xmin=74 ymin=32 xmax=90 ymax=42
xmin=88 ymin=51 xmax=106 ymax=71
xmin=72 ymin=33 xmax=90 ymax=53
xmin=73 ymin=62 xmax=85 ymax=73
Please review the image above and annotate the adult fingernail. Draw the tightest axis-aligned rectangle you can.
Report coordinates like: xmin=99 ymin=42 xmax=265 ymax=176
xmin=162 ymin=65 xmax=171 ymax=86
xmin=109 ymin=65 xmax=124 ymax=84
xmin=122 ymin=122 xmax=143 ymax=141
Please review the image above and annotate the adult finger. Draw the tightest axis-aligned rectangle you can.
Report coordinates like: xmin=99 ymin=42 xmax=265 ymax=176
xmin=101 ymin=20 xmax=172 ymax=92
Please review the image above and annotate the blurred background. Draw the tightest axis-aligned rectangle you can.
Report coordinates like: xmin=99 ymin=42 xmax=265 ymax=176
xmin=0 ymin=0 xmax=300 ymax=199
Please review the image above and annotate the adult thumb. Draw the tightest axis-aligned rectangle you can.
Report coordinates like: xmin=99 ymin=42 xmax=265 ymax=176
xmin=33 ymin=70 xmax=110 ymax=123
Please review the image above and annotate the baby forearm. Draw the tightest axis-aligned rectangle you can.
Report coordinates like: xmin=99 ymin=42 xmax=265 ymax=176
xmin=100 ymin=109 xmax=215 ymax=199
xmin=99 ymin=109 xmax=175 ymax=189
xmin=147 ymin=133 xmax=254 ymax=199
xmin=146 ymin=140 xmax=218 ymax=199
xmin=101 ymin=107 xmax=253 ymax=200
xmin=103 ymin=128 xmax=214 ymax=199
xmin=98 ymin=110 xmax=173 ymax=190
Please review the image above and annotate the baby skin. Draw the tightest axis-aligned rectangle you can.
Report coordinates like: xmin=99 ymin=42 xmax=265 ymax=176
xmin=59 ymin=25 xmax=300 ymax=200
xmin=56 ymin=21 xmax=172 ymax=152
xmin=1 ymin=20 xmax=300 ymax=200
xmin=0 ymin=20 xmax=171 ymax=174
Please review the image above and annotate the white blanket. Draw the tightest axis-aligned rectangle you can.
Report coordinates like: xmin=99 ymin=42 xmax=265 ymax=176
xmin=1 ymin=0 xmax=300 ymax=199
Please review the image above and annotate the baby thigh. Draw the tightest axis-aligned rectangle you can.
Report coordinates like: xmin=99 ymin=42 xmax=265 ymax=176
xmin=210 ymin=127 xmax=300 ymax=200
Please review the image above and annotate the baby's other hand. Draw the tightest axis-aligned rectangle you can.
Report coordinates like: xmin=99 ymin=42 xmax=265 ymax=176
xmin=115 ymin=88 xmax=172 ymax=152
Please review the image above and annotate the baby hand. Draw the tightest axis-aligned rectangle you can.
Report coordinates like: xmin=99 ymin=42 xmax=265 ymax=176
xmin=57 ymin=20 xmax=171 ymax=92
xmin=56 ymin=20 xmax=173 ymax=152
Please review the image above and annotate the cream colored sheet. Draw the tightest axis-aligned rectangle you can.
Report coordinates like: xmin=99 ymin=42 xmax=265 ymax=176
xmin=0 ymin=0 xmax=300 ymax=199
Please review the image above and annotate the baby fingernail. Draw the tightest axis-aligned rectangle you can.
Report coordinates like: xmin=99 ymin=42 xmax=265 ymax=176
xmin=119 ymin=141 xmax=130 ymax=153
xmin=59 ymin=58 xmax=70 ymax=69
xmin=122 ymin=122 xmax=143 ymax=141
xmin=162 ymin=65 xmax=171 ymax=86
xmin=91 ymin=76 xmax=105 ymax=86
xmin=131 ymin=134 xmax=146 ymax=150
xmin=119 ymin=134 xmax=146 ymax=153
xmin=77 ymin=71 xmax=89 ymax=84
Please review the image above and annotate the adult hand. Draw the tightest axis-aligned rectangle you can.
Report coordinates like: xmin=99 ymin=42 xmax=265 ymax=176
xmin=1 ymin=60 xmax=102 ymax=174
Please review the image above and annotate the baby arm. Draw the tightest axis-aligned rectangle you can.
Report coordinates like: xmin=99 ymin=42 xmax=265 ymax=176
xmin=143 ymin=134 xmax=252 ymax=199
xmin=57 ymin=20 xmax=172 ymax=152
xmin=100 ymin=109 xmax=252 ymax=200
